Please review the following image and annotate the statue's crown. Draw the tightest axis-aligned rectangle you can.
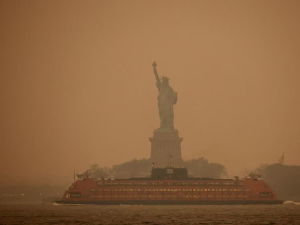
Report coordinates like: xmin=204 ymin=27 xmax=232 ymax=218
xmin=161 ymin=76 xmax=170 ymax=81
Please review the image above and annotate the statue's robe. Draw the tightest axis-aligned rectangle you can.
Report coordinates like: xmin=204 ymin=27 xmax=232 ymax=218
xmin=157 ymin=82 xmax=177 ymax=129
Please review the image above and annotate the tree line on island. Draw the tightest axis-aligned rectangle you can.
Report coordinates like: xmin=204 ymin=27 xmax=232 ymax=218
xmin=1 ymin=161 xmax=299 ymax=202
xmin=85 ymin=157 xmax=228 ymax=180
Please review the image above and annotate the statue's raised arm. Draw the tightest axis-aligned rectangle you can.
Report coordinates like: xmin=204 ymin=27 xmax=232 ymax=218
xmin=152 ymin=62 xmax=161 ymax=88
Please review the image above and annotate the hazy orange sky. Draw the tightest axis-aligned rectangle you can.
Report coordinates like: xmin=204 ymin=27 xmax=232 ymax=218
xmin=1 ymin=0 xmax=300 ymax=186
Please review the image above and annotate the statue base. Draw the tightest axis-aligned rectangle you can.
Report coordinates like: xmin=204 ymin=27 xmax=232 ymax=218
xmin=149 ymin=128 xmax=184 ymax=168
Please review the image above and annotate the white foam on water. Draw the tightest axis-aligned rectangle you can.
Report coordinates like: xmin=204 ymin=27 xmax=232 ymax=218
xmin=52 ymin=203 xmax=86 ymax=206
xmin=52 ymin=202 xmax=63 ymax=206
xmin=283 ymin=200 xmax=300 ymax=205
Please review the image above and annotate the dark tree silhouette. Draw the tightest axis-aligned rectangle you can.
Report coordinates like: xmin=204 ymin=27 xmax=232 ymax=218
xmin=256 ymin=163 xmax=300 ymax=201
xmin=184 ymin=157 xmax=227 ymax=178
xmin=86 ymin=157 xmax=227 ymax=179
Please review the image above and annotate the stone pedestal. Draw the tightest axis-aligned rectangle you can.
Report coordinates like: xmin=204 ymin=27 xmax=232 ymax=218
xmin=149 ymin=129 xmax=184 ymax=168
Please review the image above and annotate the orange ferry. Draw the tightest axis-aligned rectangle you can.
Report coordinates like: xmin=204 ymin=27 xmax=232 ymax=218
xmin=56 ymin=167 xmax=283 ymax=205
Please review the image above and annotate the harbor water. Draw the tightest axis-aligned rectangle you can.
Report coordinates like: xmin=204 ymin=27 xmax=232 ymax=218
xmin=0 ymin=202 xmax=299 ymax=225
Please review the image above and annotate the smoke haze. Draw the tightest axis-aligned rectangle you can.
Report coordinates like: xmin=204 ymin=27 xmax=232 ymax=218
xmin=1 ymin=0 xmax=300 ymax=186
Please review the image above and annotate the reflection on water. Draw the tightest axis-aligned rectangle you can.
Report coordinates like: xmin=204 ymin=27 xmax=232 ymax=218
xmin=0 ymin=202 xmax=299 ymax=224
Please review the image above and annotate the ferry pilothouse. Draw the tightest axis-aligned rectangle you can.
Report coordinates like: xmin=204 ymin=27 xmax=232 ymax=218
xmin=56 ymin=167 xmax=283 ymax=205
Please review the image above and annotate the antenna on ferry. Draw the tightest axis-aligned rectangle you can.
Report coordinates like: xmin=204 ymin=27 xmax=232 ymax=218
xmin=278 ymin=153 xmax=284 ymax=165
xmin=169 ymin=155 xmax=173 ymax=168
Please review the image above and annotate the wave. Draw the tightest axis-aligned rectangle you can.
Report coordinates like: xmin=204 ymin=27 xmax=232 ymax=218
xmin=52 ymin=203 xmax=85 ymax=206
xmin=283 ymin=201 xmax=300 ymax=205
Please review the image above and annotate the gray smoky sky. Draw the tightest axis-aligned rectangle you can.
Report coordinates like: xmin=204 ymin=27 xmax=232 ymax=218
xmin=0 ymin=0 xmax=300 ymax=186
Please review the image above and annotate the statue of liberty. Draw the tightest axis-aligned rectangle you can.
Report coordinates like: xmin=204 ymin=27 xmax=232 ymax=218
xmin=152 ymin=62 xmax=178 ymax=130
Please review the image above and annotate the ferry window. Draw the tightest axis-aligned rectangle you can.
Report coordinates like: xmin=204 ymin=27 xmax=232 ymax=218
xmin=126 ymin=183 xmax=132 ymax=186
xmin=193 ymin=182 xmax=199 ymax=186
xmin=70 ymin=192 xmax=81 ymax=198
xmin=214 ymin=182 xmax=221 ymax=186
xmin=245 ymin=189 xmax=251 ymax=192
xmin=97 ymin=182 xmax=103 ymax=186
xmin=208 ymin=182 xmax=214 ymax=186
xmin=223 ymin=189 xmax=229 ymax=191
xmin=229 ymin=182 xmax=236 ymax=186
xmin=141 ymin=182 xmax=148 ymax=186
xmin=259 ymin=192 xmax=273 ymax=197
xmin=222 ymin=182 xmax=229 ymax=186
xmin=237 ymin=182 xmax=244 ymax=186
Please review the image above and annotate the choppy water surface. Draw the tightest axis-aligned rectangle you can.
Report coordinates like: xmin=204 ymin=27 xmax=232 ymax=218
xmin=0 ymin=202 xmax=300 ymax=225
